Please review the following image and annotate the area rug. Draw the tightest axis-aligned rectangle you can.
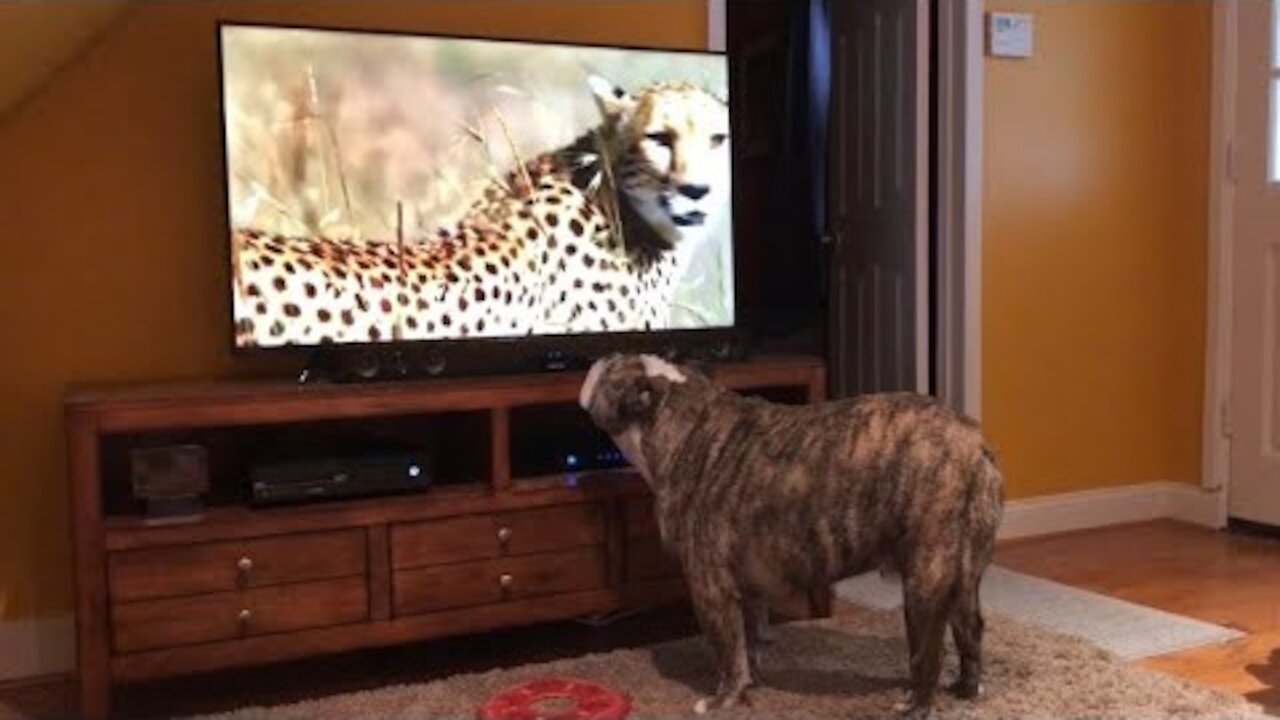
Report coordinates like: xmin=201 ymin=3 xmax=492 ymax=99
xmin=188 ymin=609 xmax=1265 ymax=719
xmin=834 ymin=566 xmax=1245 ymax=661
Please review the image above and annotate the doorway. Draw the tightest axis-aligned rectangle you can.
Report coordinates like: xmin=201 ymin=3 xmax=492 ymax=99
xmin=727 ymin=0 xmax=933 ymax=399
xmin=1226 ymin=0 xmax=1280 ymax=527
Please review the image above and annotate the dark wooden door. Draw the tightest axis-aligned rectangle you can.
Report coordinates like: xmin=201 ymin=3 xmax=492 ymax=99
xmin=828 ymin=0 xmax=923 ymax=398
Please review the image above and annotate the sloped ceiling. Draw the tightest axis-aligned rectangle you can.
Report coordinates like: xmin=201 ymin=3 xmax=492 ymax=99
xmin=0 ymin=1 xmax=130 ymax=119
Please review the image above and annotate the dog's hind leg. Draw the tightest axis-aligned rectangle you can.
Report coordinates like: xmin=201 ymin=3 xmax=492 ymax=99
xmin=948 ymin=574 xmax=985 ymax=699
xmin=688 ymin=571 xmax=753 ymax=714
xmin=951 ymin=459 xmax=999 ymax=701
xmin=899 ymin=574 xmax=952 ymax=719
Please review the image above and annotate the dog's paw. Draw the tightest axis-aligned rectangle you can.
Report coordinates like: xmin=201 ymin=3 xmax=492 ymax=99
xmin=693 ymin=690 xmax=751 ymax=714
xmin=892 ymin=697 xmax=934 ymax=720
xmin=948 ymin=678 xmax=983 ymax=700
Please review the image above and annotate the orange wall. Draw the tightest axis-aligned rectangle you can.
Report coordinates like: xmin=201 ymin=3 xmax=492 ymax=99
xmin=0 ymin=1 xmax=706 ymax=621
xmin=982 ymin=0 xmax=1210 ymax=498
xmin=0 ymin=0 xmax=1216 ymax=620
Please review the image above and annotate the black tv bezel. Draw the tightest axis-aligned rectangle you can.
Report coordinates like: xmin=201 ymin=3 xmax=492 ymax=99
xmin=214 ymin=20 xmax=743 ymax=376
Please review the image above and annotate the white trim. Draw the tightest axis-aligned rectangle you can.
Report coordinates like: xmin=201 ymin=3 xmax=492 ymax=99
xmin=0 ymin=614 xmax=74 ymax=682
xmin=999 ymin=482 xmax=1224 ymax=541
xmin=914 ymin=0 xmax=932 ymax=393
xmin=934 ymin=0 xmax=984 ymax=419
xmin=707 ymin=0 xmax=726 ymax=52
xmin=1204 ymin=0 xmax=1237 ymax=527
xmin=962 ymin=0 xmax=984 ymax=420
xmin=1169 ymin=483 xmax=1229 ymax=528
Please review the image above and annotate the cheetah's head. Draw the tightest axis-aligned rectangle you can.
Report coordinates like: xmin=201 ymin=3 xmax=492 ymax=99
xmin=588 ymin=75 xmax=731 ymax=250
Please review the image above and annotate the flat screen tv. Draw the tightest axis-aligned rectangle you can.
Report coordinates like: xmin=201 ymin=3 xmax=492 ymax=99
xmin=218 ymin=23 xmax=736 ymax=376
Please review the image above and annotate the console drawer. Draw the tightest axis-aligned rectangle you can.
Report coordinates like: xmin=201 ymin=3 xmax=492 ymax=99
xmin=624 ymin=499 xmax=661 ymax=538
xmin=108 ymin=529 xmax=367 ymax=603
xmin=393 ymin=546 xmax=605 ymax=616
xmin=391 ymin=504 xmax=602 ymax=569
xmin=627 ymin=537 xmax=682 ymax=581
xmin=111 ymin=575 xmax=368 ymax=653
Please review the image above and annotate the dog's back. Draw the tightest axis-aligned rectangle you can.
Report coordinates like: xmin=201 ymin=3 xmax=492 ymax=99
xmin=647 ymin=383 xmax=1002 ymax=600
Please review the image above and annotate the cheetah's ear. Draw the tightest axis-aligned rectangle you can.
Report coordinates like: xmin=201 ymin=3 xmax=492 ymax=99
xmin=587 ymin=74 xmax=635 ymax=126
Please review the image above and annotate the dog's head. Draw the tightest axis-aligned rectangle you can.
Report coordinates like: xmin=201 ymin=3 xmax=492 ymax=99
xmin=578 ymin=353 xmax=688 ymax=435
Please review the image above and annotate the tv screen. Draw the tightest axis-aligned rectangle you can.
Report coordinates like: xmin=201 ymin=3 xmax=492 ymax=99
xmin=219 ymin=24 xmax=733 ymax=351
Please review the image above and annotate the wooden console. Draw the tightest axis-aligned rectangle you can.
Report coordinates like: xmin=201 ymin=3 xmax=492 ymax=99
xmin=65 ymin=355 xmax=827 ymax=719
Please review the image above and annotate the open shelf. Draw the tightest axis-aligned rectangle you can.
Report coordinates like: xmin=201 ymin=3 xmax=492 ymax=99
xmin=508 ymin=468 xmax=647 ymax=494
xmin=99 ymin=410 xmax=492 ymax=519
xmin=509 ymin=402 xmax=624 ymax=481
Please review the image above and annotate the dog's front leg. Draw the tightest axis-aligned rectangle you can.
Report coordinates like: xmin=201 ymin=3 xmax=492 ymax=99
xmin=744 ymin=595 xmax=771 ymax=681
xmin=688 ymin=573 xmax=753 ymax=714
xmin=746 ymin=595 xmax=772 ymax=645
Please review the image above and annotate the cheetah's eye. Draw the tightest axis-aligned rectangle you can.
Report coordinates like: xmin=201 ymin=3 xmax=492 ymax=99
xmin=645 ymin=131 xmax=675 ymax=147
xmin=710 ymin=133 xmax=728 ymax=148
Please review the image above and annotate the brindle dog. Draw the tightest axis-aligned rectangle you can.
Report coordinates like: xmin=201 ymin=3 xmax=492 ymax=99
xmin=579 ymin=354 xmax=1003 ymax=718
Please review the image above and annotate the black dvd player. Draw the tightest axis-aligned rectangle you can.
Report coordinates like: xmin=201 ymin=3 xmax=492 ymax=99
xmin=248 ymin=451 xmax=432 ymax=507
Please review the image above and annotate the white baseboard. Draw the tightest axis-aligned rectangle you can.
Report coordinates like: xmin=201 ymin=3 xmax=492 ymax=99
xmin=999 ymin=481 xmax=1225 ymax=540
xmin=0 ymin=614 xmax=73 ymax=682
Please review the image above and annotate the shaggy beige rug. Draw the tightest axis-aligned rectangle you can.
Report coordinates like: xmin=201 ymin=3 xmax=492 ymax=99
xmin=190 ymin=609 xmax=1265 ymax=719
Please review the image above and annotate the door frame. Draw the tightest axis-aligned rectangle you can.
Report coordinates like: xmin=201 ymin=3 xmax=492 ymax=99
xmin=932 ymin=0 xmax=984 ymax=418
xmin=707 ymin=0 xmax=984 ymax=415
xmin=1204 ymin=0 xmax=1238 ymax=528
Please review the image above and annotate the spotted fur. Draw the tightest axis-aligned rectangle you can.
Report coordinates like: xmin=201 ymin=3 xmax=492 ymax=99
xmin=580 ymin=354 xmax=1005 ymax=718
xmin=232 ymin=75 xmax=730 ymax=347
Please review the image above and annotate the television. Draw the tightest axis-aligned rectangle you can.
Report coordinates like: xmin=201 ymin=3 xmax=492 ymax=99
xmin=217 ymin=23 xmax=737 ymax=378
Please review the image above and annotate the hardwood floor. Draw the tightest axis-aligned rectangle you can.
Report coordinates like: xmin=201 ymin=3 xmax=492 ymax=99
xmin=997 ymin=519 xmax=1280 ymax=714
xmin=3 ymin=519 xmax=1278 ymax=718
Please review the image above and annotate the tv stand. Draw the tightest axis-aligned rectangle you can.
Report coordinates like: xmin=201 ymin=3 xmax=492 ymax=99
xmin=65 ymin=355 xmax=827 ymax=720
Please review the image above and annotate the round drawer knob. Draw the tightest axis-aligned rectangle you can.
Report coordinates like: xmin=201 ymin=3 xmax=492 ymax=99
xmin=497 ymin=527 xmax=513 ymax=544
xmin=237 ymin=608 xmax=253 ymax=628
xmin=236 ymin=557 xmax=254 ymax=573
xmin=499 ymin=573 xmax=514 ymax=590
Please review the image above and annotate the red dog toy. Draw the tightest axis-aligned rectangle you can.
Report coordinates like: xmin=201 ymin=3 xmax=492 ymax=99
xmin=477 ymin=677 xmax=631 ymax=720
